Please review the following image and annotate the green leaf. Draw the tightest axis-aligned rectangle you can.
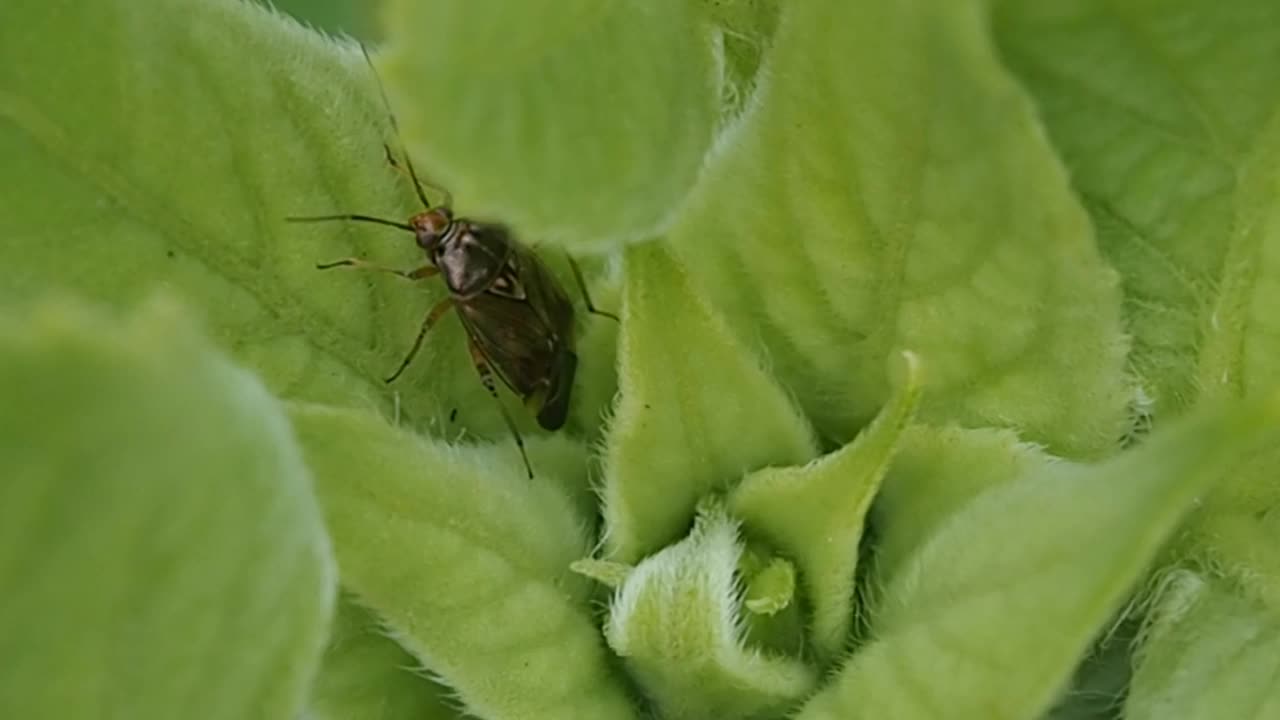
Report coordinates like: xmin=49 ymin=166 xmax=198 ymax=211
xmin=729 ymin=350 xmax=924 ymax=658
xmin=993 ymin=0 xmax=1280 ymax=418
xmin=0 ymin=296 xmax=334 ymax=720
xmin=288 ymin=403 xmax=638 ymax=720
xmin=268 ymin=0 xmax=378 ymax=40
xmin=1127 ymin=571 xmax=1280 ymax=719
xmin=605 ymin=504 xmax=816 ymax=720
xmin=871 ymin=424 xmax=1058 ymax=587
xmin=670 ymin=0 xmax=1132 ymax=459
xmin=794 ymin=397 xmax=1280 ymax=720
xmin=0 ymin=0 xmax=614 ymax=443
xmin=309 ymin=594 xmax=462 ymax=720
xmin=602 ymin=241 xmax=817 ymax=563
xmin=380 ymin=0 xmax=718 ymax=252
xmin=1185 ymin=477 xmax=1280 ymax=613
xmin=695 ymin=0 xmax=781 ymax=121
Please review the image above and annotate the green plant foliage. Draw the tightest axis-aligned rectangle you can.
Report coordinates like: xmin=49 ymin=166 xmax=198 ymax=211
xmin=308 ymin=595 xmax=461 ymax=720
xmin=605 ymin=504 xmax=816 ymax=720
xmin=1126 ymin=571 xmax=1280 ymax=719
xmin=601 ymin=241 xmax=817 ymax=563
xmin=796 ymin=398 xmax=1279 ymax=720
xmin=380 ymin=0 xmax=718 ymax=252
xmin=670 ymin=0 xmax=1132 ymax=459
xmin=730 ymin=350 xmax=923 ymax=658
xmin=3 ymin=0 xmax=1280 ymax=717
xmin=0 ymin=297 xmax=334 ymax=719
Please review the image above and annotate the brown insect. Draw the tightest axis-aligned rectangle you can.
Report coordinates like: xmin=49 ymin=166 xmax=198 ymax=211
xmin=288 ymin=45 xmax=616 ymax=479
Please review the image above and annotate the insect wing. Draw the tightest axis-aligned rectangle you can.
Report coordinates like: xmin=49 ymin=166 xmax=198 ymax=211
xmin=454 ymin=249 xmax=576 ymax=430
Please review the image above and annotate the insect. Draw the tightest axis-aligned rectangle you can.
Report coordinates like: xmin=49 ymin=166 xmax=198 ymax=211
xmin=288 ymin=45 xmax=616 ymax=479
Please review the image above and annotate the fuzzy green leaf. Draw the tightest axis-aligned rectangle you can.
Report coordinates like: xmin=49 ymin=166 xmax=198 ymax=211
xmin=994 ymin=0 xmax=1280 ymax=604
xmin=288 ymin=403 xmax=637 ymax=720
xmin=670 ymin=0 xmax=1131 ymax=459
xmin=381 ymin=0 xmax=717 ymax=252
xmin=730 ymin=350 xmax=923 ymax=658
xmin=0 ymin=0 xmax=616 ymax=442
xmin=308 ymin=594 xmax=462 ymax=720
xmin=605 ymin=505 xmax=816 ymax=720
xmin=993 ymin=0 xmax=1280 ymax=418
xmin=602 ymin=241 xmax=817 ymax=563
xmin=0 ymin=296 xmax=334 ymax=720
xmin=796 ymin=398 xmax=1280 ymax=720
xmin=695 ymin=0 xmax=781 ymax=121
xmin=1127 ymin=571 xmax=1280 ymax=720
xmin=871 ymin=424 xmax=1059 ymax=587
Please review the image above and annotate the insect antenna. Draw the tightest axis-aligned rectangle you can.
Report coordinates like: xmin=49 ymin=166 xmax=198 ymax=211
xmin=359 ymin=42 xmax=453 ymax=210
xmin=285 ymin=214 xmax=415 ymax=232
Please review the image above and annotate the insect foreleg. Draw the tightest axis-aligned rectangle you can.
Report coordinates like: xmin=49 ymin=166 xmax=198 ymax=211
xmin=385 ymin=297 xmax=454 ymax=383
xmin=316 ymin=257 xmax=440 ymax=281
xmin=467 ymin=339 xmax=535 ymax=480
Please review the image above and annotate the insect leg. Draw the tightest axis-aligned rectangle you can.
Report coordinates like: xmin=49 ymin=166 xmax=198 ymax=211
xmin=385 ymin=297 xmax=454 ymax=383
xmin=316 ymin=258 xmax=440 ymax=281
xmin=467 ymin=339 xmax=534 ymax=480
xmin=565 ymin=253 xmax=620 ymax=322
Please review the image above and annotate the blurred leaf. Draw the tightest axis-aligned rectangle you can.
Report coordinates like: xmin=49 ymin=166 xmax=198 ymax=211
xmin=308 ymin=594 xmax=462 ymax=720
xmin=0 ymin=296 xmax=334 ymax=720
xmin=381 ymin=0 xmax=718 ymax=252
xmin=289 ymin=402 xmax=638 ymax=720
xmin=1127 ymin=571 xmax=1280 ymax=719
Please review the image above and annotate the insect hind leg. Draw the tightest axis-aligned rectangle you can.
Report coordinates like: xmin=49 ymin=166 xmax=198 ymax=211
xmin=466 ymin=339 xmax=535 ymax=480
xmin=565 ymin=253 xmax=619 ymax=322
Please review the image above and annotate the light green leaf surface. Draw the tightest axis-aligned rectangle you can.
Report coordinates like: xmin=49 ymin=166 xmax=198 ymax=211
xmin=795 ymin=398 xmax=1280 ymax=720
xmin=670 ymin=0 xmax=1131 ymax=459
xmin=993 ymin=0 xmax=1280 ymax=599
xmin=0 ymin=297 xmax=334 ymax=720
xmin=602 ymin=242 xmax=817 ymax=563
xmin=695 ymin=0 xmax=781 ymax=121
xmin=605 ymin=505 xmax=816 ymax=720
xmin=381 ymin=0 xmax=717 ymax=252
xmin=288 ymin=403 xmax=637 ymax=720
xmin=1127 ymin=571 xmax=1280 ymax=720
xmin=308 ymin=594 xmax=462 ymax=720
xmin=0 ymin=0 xmax=616 ymax=443
xmin=871 ymin=424 xmax=1060 ymax=587
xmin=730 ymin=350 xmax=923 ymax=658
xmin=993 ymin=0 xmax=1280 ymax=418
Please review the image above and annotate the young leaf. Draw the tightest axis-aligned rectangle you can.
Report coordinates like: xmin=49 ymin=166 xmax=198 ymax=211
xmin=0 ymin=0 xmax=608 ymax=441
xmin=0 ymin=296 xmax=334 ymax=720
xmin=308 ymin=594 xmax=462 ymax=720
xmin=669 ymin=0 xmax=1132 ymax=459
xmin=993 ymin=0 xmax=1280 ymax=419
xmin=1127 ymin=571 xmax=1280 ymax=720
xmin=729 ymin=350 xmax=924 ymax=658
xmin=288 ymin=403 xmax=638 ymax=720
xmin=602 ymin=241 xmax=817 ymax=563
xmin=380 ymin=0 xmax=718 ymax=252
xmin=605 ymin=505 xmax=816 ymax=720
xmin=871 ymin=424 xmax=1060 ymax=587
xmin=795 ymin=397 xmax=1280 ymax=720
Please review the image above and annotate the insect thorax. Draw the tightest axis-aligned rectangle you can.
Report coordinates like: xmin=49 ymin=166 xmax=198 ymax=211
xmin=435 ymin=222 xmax=514 ymax=298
